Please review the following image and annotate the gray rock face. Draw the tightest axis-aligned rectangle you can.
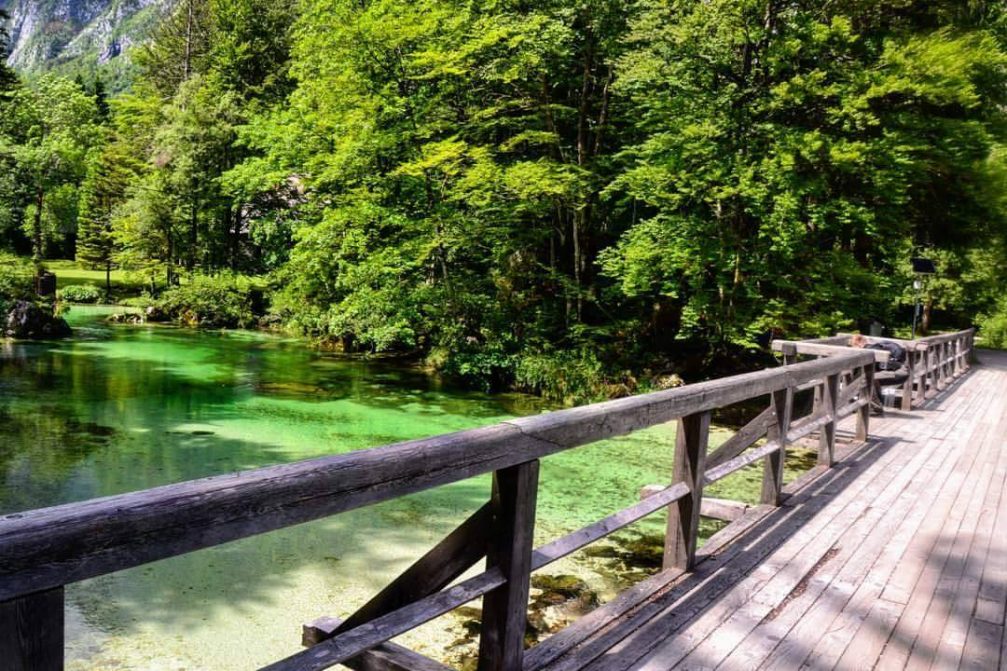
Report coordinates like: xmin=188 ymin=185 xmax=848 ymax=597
xmin=1 ymin=0 xmax=173 ymax=72
xmin=4 ymin=300 xmax=72 ymax=339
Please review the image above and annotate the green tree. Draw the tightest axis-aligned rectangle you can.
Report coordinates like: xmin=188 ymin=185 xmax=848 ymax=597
xmin=0 ymin=75 xmax=101 ymax=265
xmin=77 ymin=139 xmax=141 ymax=292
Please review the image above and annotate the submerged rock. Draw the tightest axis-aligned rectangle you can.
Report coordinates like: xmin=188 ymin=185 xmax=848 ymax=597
xmin=4 ymin=300 xmax=72 ymax=339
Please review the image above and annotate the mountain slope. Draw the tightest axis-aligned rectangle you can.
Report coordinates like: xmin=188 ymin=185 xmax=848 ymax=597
xmin=1 ymin=0 xmax=173 ymax=88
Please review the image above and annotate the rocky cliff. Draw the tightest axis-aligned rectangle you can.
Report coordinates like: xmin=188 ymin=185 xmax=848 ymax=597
xmin=1 ymin=0 xmax=173 ymax=83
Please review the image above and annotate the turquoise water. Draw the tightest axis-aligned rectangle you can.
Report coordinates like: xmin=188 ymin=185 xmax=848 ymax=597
xmin=2 ymin=307 xmax=712 ymax=669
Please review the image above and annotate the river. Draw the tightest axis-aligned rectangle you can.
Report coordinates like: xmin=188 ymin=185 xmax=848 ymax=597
xmin=0 ymin=306 xmax=762 ymax=669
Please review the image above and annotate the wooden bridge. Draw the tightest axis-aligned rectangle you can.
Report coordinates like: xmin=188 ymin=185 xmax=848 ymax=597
xmin=2 ymin=329 xmax=1002 ymax=671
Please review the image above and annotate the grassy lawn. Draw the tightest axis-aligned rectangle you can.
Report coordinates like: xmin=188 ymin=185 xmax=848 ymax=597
xmin=45 ymin=260 xmax=158 ymax=298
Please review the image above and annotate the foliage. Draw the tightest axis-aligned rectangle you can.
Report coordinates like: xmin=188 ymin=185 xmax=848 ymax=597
xmin=0 ymin=75 xmax=102 ymax=262
xmin=156 ymin=274 xmax=260 ymax=328
xmin=2 ymin=0 xmax=1007 ymax=399
xmin=58 ymin=284 xmax=106 ymax=304
xmin=0 ymin=253 xmax=36 ymax=315
xmin=978 ymin=297 xmax=1007 ymax=349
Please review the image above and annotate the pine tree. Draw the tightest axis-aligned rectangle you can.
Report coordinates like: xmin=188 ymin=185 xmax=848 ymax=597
xmin=77 ymin=145 xmax=134 ymax=293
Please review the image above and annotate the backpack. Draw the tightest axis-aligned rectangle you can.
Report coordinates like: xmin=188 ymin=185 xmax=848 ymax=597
xmin=867 ymin=341 xmax=907 ymax=371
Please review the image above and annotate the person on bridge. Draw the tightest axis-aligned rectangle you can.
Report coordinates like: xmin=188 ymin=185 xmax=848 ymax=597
xmin=850 ymin=334 xmax=910 ymax=415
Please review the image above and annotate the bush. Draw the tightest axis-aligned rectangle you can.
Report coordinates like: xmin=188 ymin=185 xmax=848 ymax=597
xmin=58 ymin=284 xmax=105 ymax=303
xmin=157 ymin=275 xmax=261 ymax=329
xmin=0 ymin=255 xmax=36 ymax=315
xmin=978 ymin=304 xmax=1007 ymax=349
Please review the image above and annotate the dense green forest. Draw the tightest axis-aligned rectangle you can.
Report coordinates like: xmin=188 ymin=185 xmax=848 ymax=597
xmin=2 ymin=0 xmax=1007 ymax=401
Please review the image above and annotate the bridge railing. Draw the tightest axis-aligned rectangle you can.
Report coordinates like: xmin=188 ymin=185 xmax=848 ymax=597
xmin=771 ymin=328 xmax=974 ymax=411
xmin=0 ymin=350 xmax=881 ymax=671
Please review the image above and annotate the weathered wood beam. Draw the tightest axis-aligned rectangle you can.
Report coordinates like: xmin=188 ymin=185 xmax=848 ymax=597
xmin=334 ymin=503 xmax=492 ymax=636
xmin=302 ymin=616 xmax=452 ymax=671
xmin=478 ymin=461 xmax=539 ymax=671
xmin=531 ymin=481 xmax=689 ymax=571
xmin=0 ymin=587 xmax=63 ymax=671
xmin=819 ymin=374 xmax=839 ymax=467
xmin=263 ymin=569 xmax=505 ymax=671
xmin=762 ymin=388 xmax=792 ymax=506
xmin=664 ymin=411 xmax=710 ymax=571
xmin=705 ymin=407 xmax=773 ymax=470
xmin=771 ymin=340 xmax=891 ymax=363
xmin=639 ymin=487 xmax=749 ymax=523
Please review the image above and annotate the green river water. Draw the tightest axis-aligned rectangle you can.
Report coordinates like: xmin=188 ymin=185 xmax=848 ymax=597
xmin=0 ymin=306 xmax=776 ymax=670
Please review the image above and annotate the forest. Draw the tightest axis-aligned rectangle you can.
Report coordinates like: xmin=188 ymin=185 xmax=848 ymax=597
xmin=1 ymin=0 xmax=1006 ymax=402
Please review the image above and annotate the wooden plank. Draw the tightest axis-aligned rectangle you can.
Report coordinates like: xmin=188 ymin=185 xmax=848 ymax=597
xmin=770 ymin=339 xmax=891 ymax=363
xmin=530 ymin=482 xmax=689 ymax=571
xmin=664 ymin=412 xmax=710 ymax=571
xmin=0 ymin=351 xmax=876 ymax=602
xmin=856 ymin=364 xmax=872 ymax=441
xmin=333 ymin=503 xmax=492 ymax=636
xmin=761 ymin=388 xmax=791 ymax=506
xmin=570 ymin=430 xmax=905 ymax=671
xmin=704 ymin=407 xmax=772 ymax=470
xmin=479 ymin=461 xmax=539 ymax=671
xmin=264 ymin=569 xmax=505 ymax=671
xmin=818 ymin=374 xmax=839 ymax=466
xmin=664 ymin=393 xmax=953 ymax=671
xmin=960 ymin=619 xmax=1003 ymax=671
xmin=633 ymin=373 xmax=969 ymax=670
xmin=639 ymin=487 xmax=746 ymax=522
xmin=0 ymin=587 xmax=63 ymax=671
xmin=302 ymin=616 xmax=454 ymax=671
xmin=727 ymin=380 xmax=984 ymax=671
xmin=874 ymin=403 xmax=996 ymax=670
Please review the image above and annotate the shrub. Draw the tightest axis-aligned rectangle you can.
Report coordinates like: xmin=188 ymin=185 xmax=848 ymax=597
xmin=0 ymin=255 xmax=36 ymax=314
xmin=157 ymin=275 xmax=261 ymax=329
xmin=58 ymin=284 xmax=105 ymax=304
xmin=978 ymin=304 xmax=1007 ymax=349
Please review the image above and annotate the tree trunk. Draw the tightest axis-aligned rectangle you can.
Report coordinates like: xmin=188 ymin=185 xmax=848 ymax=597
xmin=922 ymin=297 xmax=932 ymax=335
xmin=105 ymin=262 xmax=111 ymax=296
xmin=32 ymin=186 xmax=44 ymax=266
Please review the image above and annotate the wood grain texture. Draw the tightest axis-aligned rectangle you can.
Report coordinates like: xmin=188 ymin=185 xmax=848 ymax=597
xmin=479 ymin=461 xmax=540 ymax=671
xmin=0 ymin=587 xmax=63 ymax=671
xmin=664 ymin=412 xmax=710 ymax=571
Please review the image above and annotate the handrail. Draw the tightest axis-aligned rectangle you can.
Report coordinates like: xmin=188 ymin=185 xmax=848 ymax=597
xmin=789 ymin=329 xmax=974 ymax=411
xmin=0 ymin=348 xmax=881 ymax=671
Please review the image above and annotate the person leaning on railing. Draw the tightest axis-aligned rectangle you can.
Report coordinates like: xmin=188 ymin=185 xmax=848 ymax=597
xmin=850 ymin=334 xmax=910 ymax=415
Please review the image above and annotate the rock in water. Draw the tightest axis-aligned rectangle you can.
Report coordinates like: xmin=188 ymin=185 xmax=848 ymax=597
xmin=4 ymin=301 xmax=72 ymax=339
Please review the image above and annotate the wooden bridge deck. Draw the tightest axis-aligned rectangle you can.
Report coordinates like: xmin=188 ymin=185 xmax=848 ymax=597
xmin=529 ymin=349 xmax=1007 ymax=671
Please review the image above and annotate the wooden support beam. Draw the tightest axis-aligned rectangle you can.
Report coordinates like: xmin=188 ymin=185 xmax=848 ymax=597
xmin=303 ymin=616 xmax=453 ymax=671
xmin=856 ymin=364 xmax=873 ymax=442
xmin=478 ymin=461 xmax=539 ymax=671
xmin=819 ymin=374 xmax=839 ymax=467
xmin=639 ymin=487 xmax=748 ymax=522
xmin=762 ymin=388 xmax=792 ymax=506
xmin=704 ymin=407 xmax=772 ymax=470
xmin=771 ymin=340 xmax=890 ymax=364
xmin=664 ymin=411 xmax=711 ymax=571
xmin=0 ymin=587 xmax=63 ymax=671
xmin=335 ymin=504 xmax=492 ymax=636
xmin=902 ymin=350 xmax=914 ymax=411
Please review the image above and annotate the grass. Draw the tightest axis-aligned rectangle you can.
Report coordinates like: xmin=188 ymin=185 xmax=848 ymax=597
xmin=44 ymin=260 xmax=153 ymax=296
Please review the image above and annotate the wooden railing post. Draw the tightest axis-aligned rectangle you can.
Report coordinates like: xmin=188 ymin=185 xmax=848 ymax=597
xmin=663 ymin=411 xmax=711 ymax=571
xmin=762 ymin=387 xmax=792 ymax=506
xmin=478 ymin=460 xmax=539 ymax=671
xmin=856 ymin=364 xmax=873 ymax=442
xmin=902 ymin=349 xmax=914 ymax=411
xmin=0 ymin=587 xmax=64 ymax=671
xmin=818 ymin=374 xmax=839 ymax=467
